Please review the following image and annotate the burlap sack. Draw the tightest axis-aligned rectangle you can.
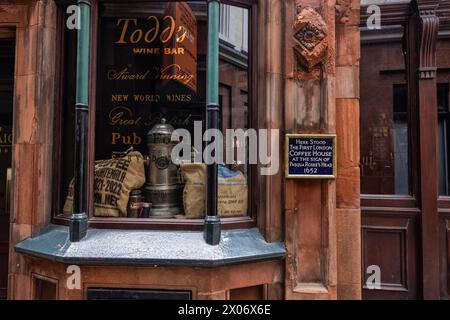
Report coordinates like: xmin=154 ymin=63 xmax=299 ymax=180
xmin=217 ymin=165 xmax=248 ymax=217
xmin=180 ymin=163 xmax=206 ymax=219
xmin=180 ymin=163 xmax=248 ymax=218
xmin=63 ymin=151 xmax=146 ymax=217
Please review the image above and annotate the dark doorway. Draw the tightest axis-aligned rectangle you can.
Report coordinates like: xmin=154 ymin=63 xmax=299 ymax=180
xmin=0 ymin=35 xmax=15 ymax=300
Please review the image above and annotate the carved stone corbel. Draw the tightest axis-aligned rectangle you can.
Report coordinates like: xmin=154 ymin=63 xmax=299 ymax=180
xmin=416 ymin=0 xmax=440 ymax=79
xmin=335 ymin=0 xmax=352 ymax=24
xmin=293 ymin=5 xmax=328 ymax=80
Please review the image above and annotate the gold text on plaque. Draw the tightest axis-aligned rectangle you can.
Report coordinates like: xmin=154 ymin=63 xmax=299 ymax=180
xmin=108 ymin=107 xmax=194 ymax=128
xmin=107 ymin=68 xmax=149 ymax=80
xmin=114 ymin=17 xmax=187 ymax=45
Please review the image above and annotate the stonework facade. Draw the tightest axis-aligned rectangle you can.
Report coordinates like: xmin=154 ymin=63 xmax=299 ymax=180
xmin=0 ymin=0 xmax=449 ymax=300
xmin=0 ymin=0 xmax=360 ymax=300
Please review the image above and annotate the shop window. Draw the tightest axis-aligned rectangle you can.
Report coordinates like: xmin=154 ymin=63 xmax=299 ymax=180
xmin=57 ymin=10 xmax=77 ymax=217
xmin=438 ymin=83 xmax=450 ymax=196
xmin=54 ymin=1 xmax=255 ymax=229
xmin=360 ymin=25 xmax=410 ymax=195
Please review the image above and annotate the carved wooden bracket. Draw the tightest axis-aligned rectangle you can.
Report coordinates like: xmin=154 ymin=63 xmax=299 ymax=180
xmin=293 ymin=5 xmax=328 ymax=80
xmin=335 ymin=0 xmax=352 ymax=24
xmin=416 ymin=0 xmax=440 ymax=79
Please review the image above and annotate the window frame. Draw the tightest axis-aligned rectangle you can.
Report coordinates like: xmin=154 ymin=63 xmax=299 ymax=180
xmin=359 ymin=1 xmax=450 ymax=210
xmin=437 ymin=83 xmax=450 ymax=197
xmin=359 ymin=22 xmax=418 ymax=209
xmin=52 ymin=0 xmax=259 ymax=230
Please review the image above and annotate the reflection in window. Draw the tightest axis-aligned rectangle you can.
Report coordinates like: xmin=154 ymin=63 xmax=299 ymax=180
xmin=219 ymin=4 xmax=249 ymax=175
xmin=96 ymin=2 xmax=206 ymax=159
xmin=438 ymin=83 xmax=450 ymax=196
xmin=219 ymin=4 xmax=248 ymax=52
xmin=360 ymin=25 xmax=410 ymax=195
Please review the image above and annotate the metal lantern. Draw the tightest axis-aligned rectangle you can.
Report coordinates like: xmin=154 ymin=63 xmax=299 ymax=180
xmin=145 ymin=118 xmax=183 ymax=217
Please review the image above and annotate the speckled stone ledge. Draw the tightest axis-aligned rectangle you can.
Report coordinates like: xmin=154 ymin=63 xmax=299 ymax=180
xmin=15 ymin=225 xmax=285 ymax=267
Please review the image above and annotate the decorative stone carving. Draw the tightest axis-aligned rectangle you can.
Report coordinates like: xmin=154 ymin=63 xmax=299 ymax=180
xmin=293 ymin=6 xmax=328 ymax=80
xmin=416 ymin=1 xmax=440 ymax=79
xmin=335 ymin=0 xmax=352 ymax=24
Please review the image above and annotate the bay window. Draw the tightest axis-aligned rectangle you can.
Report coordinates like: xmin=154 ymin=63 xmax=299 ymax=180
xmin=53 ymin=0 xmax=256 ymax=231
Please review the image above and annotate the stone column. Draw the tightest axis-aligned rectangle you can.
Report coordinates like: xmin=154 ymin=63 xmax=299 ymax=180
xmin=256 ymin=0 xmax=284 ymax=244
xmin=335 ymin=0 xmax=362 ymax=300
xmin=7 ymin=0 xmax=57 ymax=299
xmin=284 ymin=0 xmax=338 ymax=299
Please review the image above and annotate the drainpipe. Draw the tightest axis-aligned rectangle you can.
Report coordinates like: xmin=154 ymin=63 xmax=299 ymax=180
xmin=203 ymin=0 xmax=221 ymax=245
xmin=70 ymin=0 xmax=91 ymax=242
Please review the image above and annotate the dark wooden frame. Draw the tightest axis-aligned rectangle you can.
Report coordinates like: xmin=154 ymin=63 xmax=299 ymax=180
xmin=360 ymin=0 xmax=450 ymax=299
xmin=359 ymin=6 xmax=418 ymax=214
xmin=31 ymin=274 xmax=58 ymax=300
xmin=52 ymin=0 xmax=259 ymax=231
xmin=360 ymin=19 xmax=420 ymax=297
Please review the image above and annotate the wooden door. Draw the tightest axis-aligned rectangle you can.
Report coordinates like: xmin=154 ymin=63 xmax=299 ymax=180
xmin=0 ymin=37 xmax=15 ymax=300
xmin=360 ymin=2 xmax=447 ymax=299
xmin=360 ymin=24 xmax=420 ymax=299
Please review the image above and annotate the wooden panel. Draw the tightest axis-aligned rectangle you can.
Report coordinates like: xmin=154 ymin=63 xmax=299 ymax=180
xmin=438 ymin=214 xmax=450 ymax=299
xmin=362 ymin=211 xmax=419 ymax=299
xmin=447 ymin=219 xmax=450 ymax=298
xmin=363 ymin=227 xmax=407 ymax=290
xmin=296 ymin=180 xmax=323 ymax=283
xmin=0 ymin=239 xmax=8 ymax=299
xmin=32 ymin=274 xmax=58 ymax=300
xmin=439 ymin=197 xmax=450 ymax=209
xmin=403 ymin=1 xmax=442 ymax=299
xmin=229 ymin=285 xmax=264 ymax=300
xmin=361 ymin=195 xmax=417 ymax=208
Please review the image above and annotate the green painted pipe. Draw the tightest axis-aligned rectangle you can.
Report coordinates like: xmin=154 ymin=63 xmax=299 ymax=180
xmin=207 ymin=0 xmax=219 ymax=105
xmin=76 ymin=2 xmax=91 ymax=105
xmin=71 ymin=1 xmax=91 ymax=242
xmin=204 ymin=0 xmax=221 ymax=245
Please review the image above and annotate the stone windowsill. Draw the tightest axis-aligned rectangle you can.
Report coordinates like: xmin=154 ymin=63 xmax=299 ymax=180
xmin=15 ymin=224 xmax=286 ymax=267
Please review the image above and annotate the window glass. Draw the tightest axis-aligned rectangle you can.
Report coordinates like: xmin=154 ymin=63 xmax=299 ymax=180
xmin=60 ymin=2 xmax=251 ymax=220
xmin=59 ymin=10 xmax=77 ymax=213
xmin=0 ymin=39 xmax=14 ymax=216
xmin=436 ymin=34 xmax=450 ymax=197
xmin=219 ymin=3 xmax=249 ymax=175
xmin=360 ymin=25 xmax=410 ymax=195
xmin=96 ymin=2 xmax=206 ymax=159
xmin=438 ymin=83 xmax=450 ymax=196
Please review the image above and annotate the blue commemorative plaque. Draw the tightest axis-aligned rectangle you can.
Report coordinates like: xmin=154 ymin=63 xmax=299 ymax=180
xmin=285 ymin=134 xmax=336 ymax=179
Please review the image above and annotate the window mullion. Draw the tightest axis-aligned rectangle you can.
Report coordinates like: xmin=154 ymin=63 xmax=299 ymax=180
xmin=70 ymin=0 xmax=91 ymax=242
xmin=204 ymin=0 xmax=221 ymax=245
